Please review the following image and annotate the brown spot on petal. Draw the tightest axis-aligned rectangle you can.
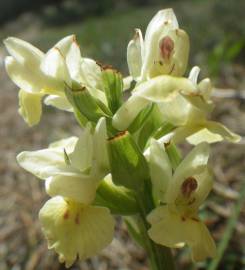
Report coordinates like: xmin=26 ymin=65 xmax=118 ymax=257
xmin=108 ymin=131 xmax=128 ymax=141
xmin=63 ymin=210 xmax=69 ymax=220
xmin=188 ymin=197 xmax=196 ymax=205
xmin=181 ymin=216 xmax=186 ymax=222
xmin=168 ymin=63 xmax=175 ymax=75
xmin=159 ymin=36 xmax=174 ymax=61
xmin=164 ymin=141 xmax=171 ymax=147
xmin=181 ymin=177 xmax=198 ymax=198
xmin=75 ymin=212 xmax=80 ymax=225
xmin=191 ymin=217 xmax=200 ymax=222
xmin=72 ymin=35 xmax=79 ymax=46
xmin=96 ymin=61 xmax=116 ymax=71
xmin=133 ymin=29 xmax=140 ymax=40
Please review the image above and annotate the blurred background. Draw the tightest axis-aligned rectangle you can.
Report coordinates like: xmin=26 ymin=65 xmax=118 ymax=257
xmin=0 ymin=0 xmax=245 ymax=269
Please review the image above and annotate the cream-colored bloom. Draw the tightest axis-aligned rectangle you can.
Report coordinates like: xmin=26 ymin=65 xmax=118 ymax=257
xmin=127 ymin=9 xmax=189 ymax=82
xmin=148 ymin=141 xmax=217 ymax=261
xmin=17 ymin=118 xmax=109 ymax=203
xmin=112 ymin=75 xmax=196 ymax=130
xmin=17 ymin=118 xmax=114 ymax=266
xmin=113 ymin=67 xmax=240 ymax=144
xmin=161 ymin=67 xmax=240 ymax=144
xmin=39 ymin=196 xmax=115 ymax=268
xmin=4 ymin=36 xmax=107 ymax=125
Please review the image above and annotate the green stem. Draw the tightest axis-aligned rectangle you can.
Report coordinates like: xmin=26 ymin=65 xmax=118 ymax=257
xmin=135 ymin=188 xmax=176 ymax=270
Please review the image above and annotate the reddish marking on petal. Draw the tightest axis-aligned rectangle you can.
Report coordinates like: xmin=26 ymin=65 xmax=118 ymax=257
xmin=181 ymin=177 xmax=198 ymax=198
xmin=72 ymin=35 xmax=79 ymax=47
xmin=188 ymin=197 xmax=196 ymax=205
xmin=108 ymin=130 xmax=128 ymax=141
xmin=75 ymin=213 xmax=80 ymax=225
xmin=168 ymin=63 xmax=175 ymax=75
xmin=191 ymin=217 xmax=200 ymax=222
xmin=164 ymin=141 xmax=171 ymax=147
xmin=133 ymin=29 xmax=140 ymax=40
xmin=159 ymin=36 xmax=174 ymax=61
xmin=63 ymin=210 xmax=69 ymax=220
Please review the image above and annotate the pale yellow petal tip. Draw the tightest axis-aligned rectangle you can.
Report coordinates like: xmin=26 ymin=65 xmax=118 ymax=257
xmin=230 ymin=133 xmax=241 ymax=143
xmin=3 ymin=37 xmax=17 ymax=48
xmin=39 ymin=197 xmax=115 ymax=267
xmin=18 ymin=89 xmax=43 ymax=126
xmin=191 ymin=237 xmax=217 ymax=262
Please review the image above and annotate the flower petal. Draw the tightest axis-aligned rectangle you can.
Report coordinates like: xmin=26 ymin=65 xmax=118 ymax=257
xmin=69 ymin=124 xmax=93 ymax=172
xmin=157 ymin=94 xmax=192 ymax=126
xmin=4 ymin=37 xmax=43 ymax=68
xmin=134 ymin=75 xmax=196 ymax=103
xmin=39 ymin=197 xmax=115 ymax=267
xmin=18 ymin=89 xmax=43 ymax=126
xmin=80 ymin=58 xmax=103 ymax=90
xmin=92 ymin=117 xmax=110 ymax=176
xmin=41 ymin=47 xmax=71 ymax=88
xmin=44 ymin=95 xmax=73 ymax=112
xmin=5 ymin=56 xmax=43 ymax=93
xmin=127 ymin=28 xmax=144 ymax=79
xmin=49 ymin=137 xmax=78 ymax=153
xmin=65 ymin=36 xmax=82 ymax=81
xmin=149 ymin=139 xmax=172 ymax=202
xmin=142 ymin=9 xmax=178 ymax=79
xmin=53 ymin=35 xmax=74 ymax=55
xmin=46 ymin=174 xmax=97 ymax=204
xmin=17 ymin=137 xmax=77 ymax=180
xmin=188 ymin=66 xmax=200 ymax=84
xmin=166 ymin=142 xmax=210 ymax=203
xmin=148 ymin=206 xmax=216 ymax=261
xmin=112 ymin=95 xmax=149 ymax=131
xmin=205 ymin=121 xmax=241 ymax=143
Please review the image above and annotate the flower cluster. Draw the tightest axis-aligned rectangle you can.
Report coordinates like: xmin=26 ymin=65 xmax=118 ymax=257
xmin=4 ymin=8 xmax=240 ymax=268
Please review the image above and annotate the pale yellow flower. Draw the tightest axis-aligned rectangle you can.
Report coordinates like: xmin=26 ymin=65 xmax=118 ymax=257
xmin=148 ymin=140 xmax=217 ymax=261
xmin=39 ymin=196 xmax=115 ymax=267
xmin=113 ymin=67 xmax=240 ymax=144
xmin=4 ymin=36 xmax=107 ymax=125
xmin=17 ymin=118 xmax=115 ymax=266
xmin=127 ymin=9 xmax=189 ymax=82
